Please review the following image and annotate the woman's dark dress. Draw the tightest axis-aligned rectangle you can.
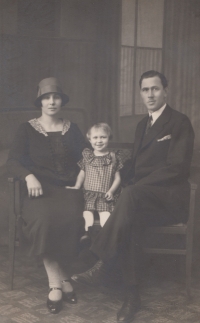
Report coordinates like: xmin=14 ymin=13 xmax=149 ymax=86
xmin=7 ymin=119 xmax=85 ymax=260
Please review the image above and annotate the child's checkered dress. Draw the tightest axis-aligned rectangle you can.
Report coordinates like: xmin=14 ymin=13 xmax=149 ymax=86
xmin=78 ymin=148 xmax=124 ymax=212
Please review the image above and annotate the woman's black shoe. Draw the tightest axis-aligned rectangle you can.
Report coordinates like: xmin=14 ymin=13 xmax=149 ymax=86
xmin=61 ymin=279 xmax=77 ymax=304
xmin=63 ymin=291 xmax=77 ymax=304
xmin=47 ymin=287 xmax=62 ymax=314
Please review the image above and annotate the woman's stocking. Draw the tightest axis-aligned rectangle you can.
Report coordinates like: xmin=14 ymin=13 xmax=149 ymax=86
xmin=43 ymin=256 xmax=62 ymax=301
xmin=59 ymin=265 xmax=73 ymax=293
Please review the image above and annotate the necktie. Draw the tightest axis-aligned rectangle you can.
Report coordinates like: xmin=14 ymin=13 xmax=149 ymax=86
xmin=145 ymin=115 xmax=153 ymax=134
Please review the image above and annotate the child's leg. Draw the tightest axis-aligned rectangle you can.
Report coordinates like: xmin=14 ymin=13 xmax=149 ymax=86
xmin=99 ymin=211 xmax=110 ymax=227
xmin=83 ymin=211 xmax=94 ymax=231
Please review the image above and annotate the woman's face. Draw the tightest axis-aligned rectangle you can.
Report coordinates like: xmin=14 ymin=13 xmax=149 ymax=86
xmin=41 ymin=93 xmax=62 ymax=116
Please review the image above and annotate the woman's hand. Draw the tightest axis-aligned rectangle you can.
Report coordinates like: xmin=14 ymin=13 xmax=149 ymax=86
xmin=105 ymin=191 xmax=114 ymax=201
xmin=25 ymin=174 xmax=43 ymax=197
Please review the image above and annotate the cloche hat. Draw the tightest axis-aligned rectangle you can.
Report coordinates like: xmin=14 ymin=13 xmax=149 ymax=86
xmin=34 ymin=77 xmax=69 ymax=108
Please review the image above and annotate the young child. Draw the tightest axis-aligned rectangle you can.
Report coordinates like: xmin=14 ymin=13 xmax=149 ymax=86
xmin=66 ymin=123 xmax=123 ymax=242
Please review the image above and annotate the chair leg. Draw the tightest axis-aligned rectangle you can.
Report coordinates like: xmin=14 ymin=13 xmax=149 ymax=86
xmin=8 ymin=180 xmax=16 ymax=290
xmin=186 ymin=221 xmax=194 ymax=298
xmin=185 ymin=186 xmax=196 ymax=299
xmin=186 ymin=250 xmax=192 ymax=299
xmin=9 ymin=228 xmax=15 ymax=290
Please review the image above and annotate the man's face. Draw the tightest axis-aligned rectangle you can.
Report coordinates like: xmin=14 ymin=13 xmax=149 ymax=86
xmin=140 ymin=76 xmax=167 ymax=112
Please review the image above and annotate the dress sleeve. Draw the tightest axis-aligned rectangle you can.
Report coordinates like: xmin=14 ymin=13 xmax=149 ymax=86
xmin=77 ymin=147 xmax=90 ymax=170
xmin=115 ymin=150 xmax=124 ymax=172
xmin=77 ymin=158 xmax=85 ymax=171
xmin=7 ymin=123 xmax=32 ymax=180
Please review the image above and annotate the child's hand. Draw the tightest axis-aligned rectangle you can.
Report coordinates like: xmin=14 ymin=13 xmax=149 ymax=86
xmin=65 ymin=186 xmax=79 ymax=189
xmin=105 ymin=191 xmax=114 ymax=201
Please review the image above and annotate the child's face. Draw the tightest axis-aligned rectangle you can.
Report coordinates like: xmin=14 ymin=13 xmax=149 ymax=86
xmin=89 ymin=128 xmax=109 ymax=153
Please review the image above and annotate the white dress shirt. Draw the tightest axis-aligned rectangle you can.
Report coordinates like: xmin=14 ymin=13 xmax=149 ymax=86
xmin=149 ymin=104 xmax=166 ymax=126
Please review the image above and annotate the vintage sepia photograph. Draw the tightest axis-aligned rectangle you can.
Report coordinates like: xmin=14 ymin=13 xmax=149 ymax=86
xmin=0 ymin=1 xmax=200 ymax=322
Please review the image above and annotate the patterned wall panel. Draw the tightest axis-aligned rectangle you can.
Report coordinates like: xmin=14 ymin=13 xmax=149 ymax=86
xmin=137 ymin=0 xmax=164 ymax=48
xmin=60 ymin=0 xmax=97 ymax=40
xmin=119 ymin=46 xmax=134 ymax=116
xmin=0 ymin=36 xmax=95 ymax=128
xmin=135 ymin=48 xmax=162 ymax=114
xmin=0 ymin=36 xmax=29 ymax=108
xmin=18 ymin=0 xmax=57 ymax=36
xmin=121 ymin=0 xmax=136 ymax=47
xmin=0 ymin=0 xmax=18 ymax=35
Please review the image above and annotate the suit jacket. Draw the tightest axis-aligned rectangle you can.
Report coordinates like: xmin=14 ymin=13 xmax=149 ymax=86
xmin=122 ymin=105 xmax=195 ymax=223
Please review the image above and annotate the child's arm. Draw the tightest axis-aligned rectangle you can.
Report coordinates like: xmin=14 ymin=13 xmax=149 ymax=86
xmin=105 ymin=171 xmax=121 ymax=200
xmin=65 ymin=170 xmax=85 ymax=189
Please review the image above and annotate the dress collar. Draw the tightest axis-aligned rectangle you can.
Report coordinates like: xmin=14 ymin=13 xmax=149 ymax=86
xmin=83 ymin=148 xmax=112 ymax=167
xmin=28 ymin=118 xmax=71 ymax=137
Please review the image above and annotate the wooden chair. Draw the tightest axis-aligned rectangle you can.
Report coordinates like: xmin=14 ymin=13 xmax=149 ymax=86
xmin=8 ymin=177 xmax=21 ymax=290
xmin=143 ymin=179 xmax=197 ymax=298
xmin=108 ymin=143 xmax=197 ymax=298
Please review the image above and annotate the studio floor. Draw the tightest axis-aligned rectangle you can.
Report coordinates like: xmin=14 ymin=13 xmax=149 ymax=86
xmin=0 ymin=245 xmax=200 ymax=323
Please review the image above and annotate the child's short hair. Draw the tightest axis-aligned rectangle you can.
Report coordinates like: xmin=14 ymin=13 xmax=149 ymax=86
xmin=86 ymin=123 xmax=112 ymax=140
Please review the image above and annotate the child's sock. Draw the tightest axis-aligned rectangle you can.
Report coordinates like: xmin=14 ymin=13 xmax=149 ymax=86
xmin=99 ymin=211 xmax=110 ymax=227
xmin=83 ymin=211 xmax=94 ymax=231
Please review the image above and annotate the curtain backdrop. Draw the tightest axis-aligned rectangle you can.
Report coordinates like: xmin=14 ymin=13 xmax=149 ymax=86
xmin=94 ymin=0 xmax=121 ymax=140
xmin=163 ymin=0 xmax=200 ymax=148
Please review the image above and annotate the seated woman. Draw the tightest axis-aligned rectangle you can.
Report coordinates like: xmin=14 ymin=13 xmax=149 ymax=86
xmin=7 ymin=77 xmax=86 ymax=314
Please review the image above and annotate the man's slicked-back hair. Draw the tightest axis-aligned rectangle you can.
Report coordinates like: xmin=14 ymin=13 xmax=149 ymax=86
xmin=139 ymin=70 xmax=168 ymax=89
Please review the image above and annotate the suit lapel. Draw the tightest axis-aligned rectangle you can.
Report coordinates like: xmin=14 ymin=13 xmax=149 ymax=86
xmin=131 ymin=116 xmax=148 ymax=162
xmin=141 ymin=105 xmax=172 ymax=149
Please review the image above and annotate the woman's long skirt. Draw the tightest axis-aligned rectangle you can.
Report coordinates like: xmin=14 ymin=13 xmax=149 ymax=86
xmin=20 ymin=181 xmax=84 ymax=261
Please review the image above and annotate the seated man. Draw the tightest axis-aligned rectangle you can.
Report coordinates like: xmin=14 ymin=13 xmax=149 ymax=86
xmin=72 ymin=70 xmax=194 ymax=323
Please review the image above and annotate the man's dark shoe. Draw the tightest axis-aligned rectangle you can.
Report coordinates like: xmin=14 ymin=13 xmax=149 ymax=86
xmin=117 ymin=287 xmax=141 ymax=323
xmin=71 ymin=260 xmax=105 ymax=286
xmin=80 ymin=232 xmax=90 ymax=242
xmin=80 ymin=232 xmax=91 ymax=248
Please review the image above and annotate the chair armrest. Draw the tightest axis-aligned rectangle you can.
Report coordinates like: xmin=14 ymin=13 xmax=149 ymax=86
xmin=8 ymin=177 xmax=19 ymax=183
xmin=8 ymin=177 xmax=21 ymax=216
xmin=0 ymin=148 xmax=9 ymax=176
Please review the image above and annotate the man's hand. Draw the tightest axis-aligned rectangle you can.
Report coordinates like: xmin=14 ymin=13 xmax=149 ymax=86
xmin=105 ymin=191 xmax=114 ymax=201
xmin=25 ymin=174 xmax=43 ymax=197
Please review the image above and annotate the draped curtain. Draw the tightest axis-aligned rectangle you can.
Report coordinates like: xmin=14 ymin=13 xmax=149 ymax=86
xmin=0 ymin=0 xmax=96 ymax=129
xmin=163 ymin=0 xmax=200 ymax=148
xmin=94 ymin=0 xmax=121 ymax=140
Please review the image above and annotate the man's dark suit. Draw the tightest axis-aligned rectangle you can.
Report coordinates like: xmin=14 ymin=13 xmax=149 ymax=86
xmin=90 ymin=105 xmax=194 ymax=285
